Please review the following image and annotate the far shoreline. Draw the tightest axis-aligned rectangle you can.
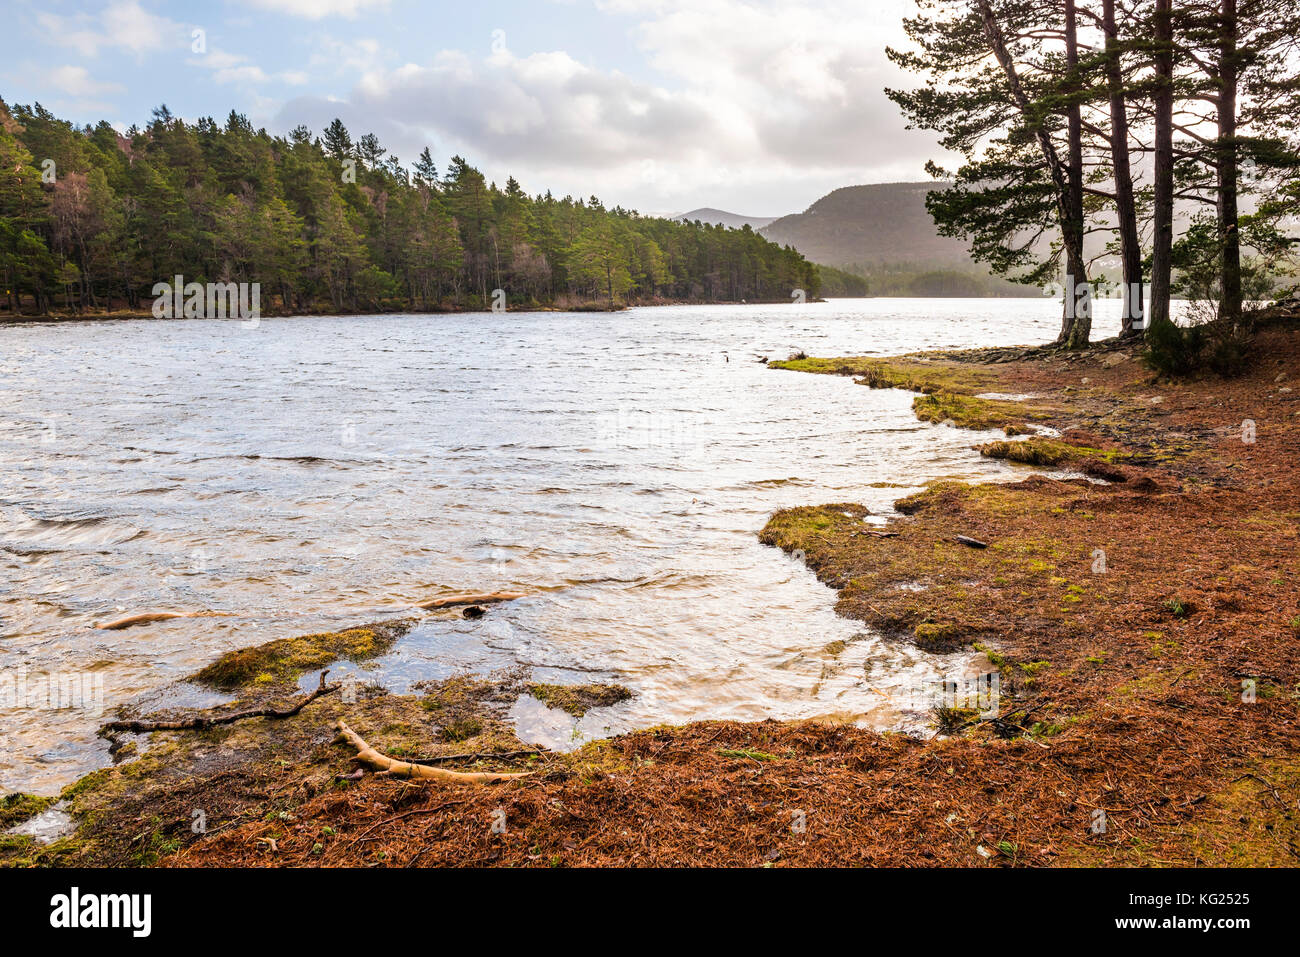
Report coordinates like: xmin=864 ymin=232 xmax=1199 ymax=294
xmin=0 ymin=293 xmax=1084 ymax=325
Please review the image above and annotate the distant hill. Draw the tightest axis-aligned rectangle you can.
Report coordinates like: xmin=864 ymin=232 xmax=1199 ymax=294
xmin=676 ymin=184 xmax=1049 ymax=297
xmin=674 ymin=208 xmax=778 ymax=230
xmin=758 ymin=182 xmax=1039 ymax=297
xmin=758 ymin=182 xmax=975 ymax=270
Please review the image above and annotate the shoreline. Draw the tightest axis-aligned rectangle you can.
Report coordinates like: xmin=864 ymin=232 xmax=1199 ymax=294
xmin=4 ymin=317 xmax=1299 ymax=867
xmin=0 ymin=296 xmax=835 ymax=325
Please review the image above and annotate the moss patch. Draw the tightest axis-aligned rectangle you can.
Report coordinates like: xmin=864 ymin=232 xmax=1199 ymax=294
xmin=913 ymin=393 xmax=1030 ymax=432
xmin=0 ymin=793 xmax=55 ymax=830
xmin=527 ymin=682 xmax=634 ymax=718
xmin=194 ymin=619 xmax=415 ymax=689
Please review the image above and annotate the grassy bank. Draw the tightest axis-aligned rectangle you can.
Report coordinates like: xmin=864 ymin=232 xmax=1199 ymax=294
xmin=4 ymin=323 xmax=1299 ymax=867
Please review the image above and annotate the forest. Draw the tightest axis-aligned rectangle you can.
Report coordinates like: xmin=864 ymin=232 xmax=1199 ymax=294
xmin=888 ymin=0 xmax=1300 ymax=367
xmin=0 ymin=100 xmax=823 ymax=317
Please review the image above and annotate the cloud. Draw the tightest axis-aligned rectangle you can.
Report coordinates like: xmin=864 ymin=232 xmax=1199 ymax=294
xmin=39 ymin=0 xmax=185 ymax=57
xmin=47 ymin=66 xmax=125 ymax=98
xmin=238 ymin=0 xmax=391 ymax=20
xmin=274 ymin=0 xmax=935 ymax=212
xmin=188 ymin=48 xmax=314 ymax=88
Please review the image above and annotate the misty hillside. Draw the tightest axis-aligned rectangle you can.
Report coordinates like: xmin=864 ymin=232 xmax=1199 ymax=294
xmin=675 ymin=208 xmax=778 ymax=230
xmin=759 ymin=182 xmax=977 ymax=271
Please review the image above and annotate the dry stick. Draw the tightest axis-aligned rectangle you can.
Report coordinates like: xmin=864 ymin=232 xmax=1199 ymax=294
xmin=102 ymin=671 xmax=339 ymax=733
xmin=334 ymin=719 xmax=532 ymax=784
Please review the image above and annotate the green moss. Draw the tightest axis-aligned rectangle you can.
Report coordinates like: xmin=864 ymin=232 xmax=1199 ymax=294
xmin=913 ymin=393 xmax=1028 ymax=432
xmin=769 ymin=355 xmax=1008 ymax=395
xmin=914 ymin=622 xmax=966 ymax=647
xmin=717 ymin=748 xmax=779 ymax=761
xmin=0 ymin=834 xmax=87 ymax=868
xmin=972 ymin=642 xmax=1007 ymax=668
xmin=0 ymin=793 xmax=55 ymax=830
xmin=193 ymin=618 xmax=414 ymax=689
xmin=1028 ymin=719 xmax=1074 ymax=738
xmin=758 ymin=503 xmax=865 ymax=552
xmin=1185 ymin=761 xmax=1300 ymax=866
xmin=526 ymin=682 xmax=634 ymax=718
xmin=59 ymin=767 xmax=115 ymax=805
xmin=981 ymin=439 xmax=1133 ymax=482
xmin=981 ymin=438 xmax=1076 ymax=467
xmin=933 ymin=706 xmax=979 ymax=734
xmin=439 ymin=717 xmax=483 ymax=742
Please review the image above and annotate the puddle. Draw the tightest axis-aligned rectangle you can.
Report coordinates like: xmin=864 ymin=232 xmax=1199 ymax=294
xmin=510 ymin=694 xmax=634 ymax=752
xmin=976 ymin=392 xmax=1039 ymax=401
xmin=5 ymin=801 xmax=75 ymax=844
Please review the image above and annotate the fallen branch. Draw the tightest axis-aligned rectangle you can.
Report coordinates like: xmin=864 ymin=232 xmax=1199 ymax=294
xmin=334 ymin=719 xmax=532 ymax=784
xmin=102 ymin=671 xmax=339 ymax=733
xmin=414 ymin=591 xmax=528 ymax=610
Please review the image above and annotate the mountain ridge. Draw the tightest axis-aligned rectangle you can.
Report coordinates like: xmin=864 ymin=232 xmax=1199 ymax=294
xmin=673 ymin=208 xmax=778 ymax=230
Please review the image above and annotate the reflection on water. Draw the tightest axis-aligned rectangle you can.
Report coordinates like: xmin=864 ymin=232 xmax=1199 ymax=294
xmin=0 ymin=298 xmax=1124 ymax=792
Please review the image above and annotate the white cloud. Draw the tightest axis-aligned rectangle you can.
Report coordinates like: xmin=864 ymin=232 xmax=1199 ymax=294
xmin=238 ymin=0 xmax=391 ymax=20
xmin=307 ymin=35 xmax=388 ymax=75
xmin=276 ymin=0 xmax=934 ymax=212
xmin=39 ymin=0 xmax=184 ymax=57
xmin=47 ymin=66 xmax=125 ymax=98
xmin=188 ymin=47 xmax=314 ymax=88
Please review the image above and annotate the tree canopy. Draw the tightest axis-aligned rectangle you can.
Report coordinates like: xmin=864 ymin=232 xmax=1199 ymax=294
xmin=888 ymin=0 xmax=1300 ymax=352
xmin=0 ymin=101 xmax=821 ymax=316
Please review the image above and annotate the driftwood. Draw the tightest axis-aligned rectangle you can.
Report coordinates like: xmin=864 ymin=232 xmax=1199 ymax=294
xmin=414 ymin=591 xmax=527 ymax=610
xmin=102 ymin=672 xmax=340 ymax=733
xmin=96 ymin=610 xmax=229 ymax=631
xmin=334 ymin=719 xmax=532 ymax=784
xmin=954 ymin=535 xmax=989 ymax=549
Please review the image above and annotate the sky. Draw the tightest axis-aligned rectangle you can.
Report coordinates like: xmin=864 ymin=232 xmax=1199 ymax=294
xmin=0 ymin=0 xmax=941 ymax=217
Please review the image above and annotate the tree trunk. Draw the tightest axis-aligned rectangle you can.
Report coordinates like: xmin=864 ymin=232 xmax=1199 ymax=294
xmin=1217 ymin=0 xmax=1242 ymax=326
xmin=1103 ymin=0 xmax=1144 ymax=335
xmin=1063 ymin=0 xmax=1091 ymax=347
xmin=1149 ymin=0 xmax=1176 ymax=332
xmin=976 ymin=0 xmax=1090 ymax=347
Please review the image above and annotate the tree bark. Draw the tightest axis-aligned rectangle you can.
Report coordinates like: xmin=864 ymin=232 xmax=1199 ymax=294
xmin=976 ymin=0 xmax=1090 ymax=347
xmin=1103 ymin=0 xmax=1144 ymax=335
xmin=1062 ymin=0 xmax=1091 ymax=347
xmin=1149 ymin=0 xmax=1176 ymax=332
xmin=1217 ymin=0 xmax=1242 ymax=325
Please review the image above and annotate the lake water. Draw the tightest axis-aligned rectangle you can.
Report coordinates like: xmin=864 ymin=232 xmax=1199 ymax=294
xmin=0 ymin=298 xmax=1126 ymax=793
